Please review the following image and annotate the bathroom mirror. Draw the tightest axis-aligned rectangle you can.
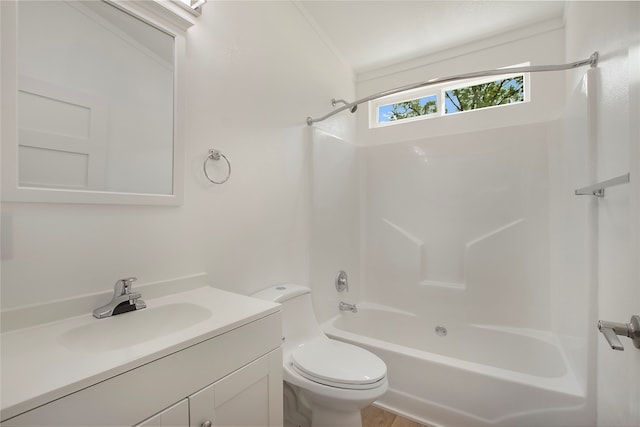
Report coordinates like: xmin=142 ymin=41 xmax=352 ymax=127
xmin=1 ymin=1 xmax=191 ymax=205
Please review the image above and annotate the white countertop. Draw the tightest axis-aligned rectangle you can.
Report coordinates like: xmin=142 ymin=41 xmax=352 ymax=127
xmin=0 ymin=285 xmax=280 ymax=421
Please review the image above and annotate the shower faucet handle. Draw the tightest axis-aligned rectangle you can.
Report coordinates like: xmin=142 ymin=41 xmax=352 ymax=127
xmin=335 ymin=270 xmax=349 ymax=292
xmin=597 ymin=315 xmax=640 ymax=351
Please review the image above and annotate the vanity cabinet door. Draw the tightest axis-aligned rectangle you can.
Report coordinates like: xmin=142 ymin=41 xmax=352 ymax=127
xmin=189 ymin=383 xmax=215 ymax=427
xmin=134 ymin=399 xmax=189 ymax=427
xmin=189 ymin=349 xmax=283 ymax=427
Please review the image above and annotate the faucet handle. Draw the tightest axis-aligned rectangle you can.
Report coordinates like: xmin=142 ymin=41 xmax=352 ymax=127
xmin=122 ymin=277 xmax=137 ymax=294
xmin=114 ymin=277 xmax=137 ymax=296
xmin=598 ymin=322 xmax=624 ymax=350
xmin=598 ymin=315 xmax=640 ymax=351
xmin=335 ymin=270 xmax=349 ymax=292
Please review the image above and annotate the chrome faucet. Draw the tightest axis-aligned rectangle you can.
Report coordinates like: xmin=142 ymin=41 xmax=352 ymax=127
xmin=93 ymin=277 xmax=146 ymax=319
xmin=339 ymin=301 xmax=357 ymax=313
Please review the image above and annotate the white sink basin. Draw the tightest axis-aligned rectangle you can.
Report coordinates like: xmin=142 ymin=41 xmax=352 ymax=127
xmin=58 ymin=303 xmax=212 ymax=352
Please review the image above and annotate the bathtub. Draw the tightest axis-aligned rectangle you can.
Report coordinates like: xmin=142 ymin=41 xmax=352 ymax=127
xmin=322 ymin=304 xmax=590 ymax=427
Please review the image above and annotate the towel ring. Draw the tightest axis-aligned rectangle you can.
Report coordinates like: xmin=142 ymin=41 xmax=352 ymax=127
xmin=203 ymin=149 xmax=231 ymax=184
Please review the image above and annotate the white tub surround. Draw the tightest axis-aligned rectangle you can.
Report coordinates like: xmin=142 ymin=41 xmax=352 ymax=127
xmin=323 ymin=305 xmax=590 ymax=427
xmin=0 ymin=276 xmax=282 ymax=426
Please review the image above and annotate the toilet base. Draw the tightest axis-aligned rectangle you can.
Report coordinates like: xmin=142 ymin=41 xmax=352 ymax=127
xmin=286 ymin=381 xmax=370 ymax=427
xmin=284 ymin=382 xmax=311 ymax=427
xmin=311 ymin=405 xmax=362 ymax=427
xmin=285 ymin=373 xmax=387 ymax=427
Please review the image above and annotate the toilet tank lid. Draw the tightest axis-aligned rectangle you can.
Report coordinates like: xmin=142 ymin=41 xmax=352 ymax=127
xmin=251 ymin=284 xmax=310 ymax=303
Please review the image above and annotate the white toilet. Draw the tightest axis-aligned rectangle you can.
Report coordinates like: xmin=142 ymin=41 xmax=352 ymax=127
xmin=252 ymin=284 xmax=388 ymax=427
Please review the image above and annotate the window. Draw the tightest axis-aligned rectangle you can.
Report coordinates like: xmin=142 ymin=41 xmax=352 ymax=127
xmin=444 ymin=75 xmax=524 ymax=115
xmin=378 ymin=94 xmax=438 ymax=123
xmin=370 ymin=66 xmax=529 ymax=128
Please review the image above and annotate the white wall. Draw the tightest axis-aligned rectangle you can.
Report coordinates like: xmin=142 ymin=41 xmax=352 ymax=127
xmin=0 ymin=1 xmax=353 ymax=309
xmin=564 ymin=2 xmax=640 ymax=426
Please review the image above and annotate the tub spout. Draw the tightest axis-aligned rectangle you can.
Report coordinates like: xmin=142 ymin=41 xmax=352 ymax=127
xmin=339 ymin=301 xmax=357 ymax=313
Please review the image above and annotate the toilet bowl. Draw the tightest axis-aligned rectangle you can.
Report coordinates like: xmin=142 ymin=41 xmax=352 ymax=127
xmin=252 ymin=284 xmax=388 ymax=427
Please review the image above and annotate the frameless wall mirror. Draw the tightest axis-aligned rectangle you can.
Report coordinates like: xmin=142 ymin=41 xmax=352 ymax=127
xmin=1 ymin=1 xmax=193 ymax=205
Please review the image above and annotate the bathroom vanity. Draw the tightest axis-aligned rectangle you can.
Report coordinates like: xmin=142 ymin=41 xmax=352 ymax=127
xmin=0 ymin=282 xmax=283 ymax=426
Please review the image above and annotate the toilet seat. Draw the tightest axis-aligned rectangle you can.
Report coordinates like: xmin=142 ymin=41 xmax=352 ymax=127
xmin=290 ymin=339 xmax=386 ymax=390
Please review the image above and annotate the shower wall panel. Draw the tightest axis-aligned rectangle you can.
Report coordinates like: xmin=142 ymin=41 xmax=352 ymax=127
xmin=309 ymin=128 xmax=362 ymax=324
xmin=362 ymin=123 xmax=551 ymax=330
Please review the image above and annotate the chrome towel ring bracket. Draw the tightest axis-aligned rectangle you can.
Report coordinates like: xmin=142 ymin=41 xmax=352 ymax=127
xmin=203 ymin=149 xmax=231 ymax=184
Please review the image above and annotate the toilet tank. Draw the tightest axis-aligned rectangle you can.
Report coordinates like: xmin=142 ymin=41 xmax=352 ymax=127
xmin=252 ymin=284 xmax=324 ymax=346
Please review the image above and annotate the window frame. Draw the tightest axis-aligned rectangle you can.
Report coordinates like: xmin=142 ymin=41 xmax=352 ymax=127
xmin=369 ymin=64 xmax=530 ymax=128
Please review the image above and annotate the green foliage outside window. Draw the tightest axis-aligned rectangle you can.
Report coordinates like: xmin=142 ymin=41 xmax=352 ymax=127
xmin=388 ymin=96 xmax=437 ymax=121
xmin=445 ymin=76 xmax=524 ymax=114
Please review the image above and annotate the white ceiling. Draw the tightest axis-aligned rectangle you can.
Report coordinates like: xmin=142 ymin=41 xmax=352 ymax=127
xmin=298 ymin=1 xmax=565 ymax=74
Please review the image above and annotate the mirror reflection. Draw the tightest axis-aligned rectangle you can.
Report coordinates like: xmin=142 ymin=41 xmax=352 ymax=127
xmin=17 ymin=1 xmax=174 ymax=195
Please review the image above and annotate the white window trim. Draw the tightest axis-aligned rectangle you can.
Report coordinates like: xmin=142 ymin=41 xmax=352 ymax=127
xmin=369 ymin=63 xmax=530 ymax=129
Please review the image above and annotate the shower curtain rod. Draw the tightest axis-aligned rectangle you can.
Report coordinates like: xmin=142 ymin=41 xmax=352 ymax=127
xmin=306 ymin=52 xmax=599 ymax=126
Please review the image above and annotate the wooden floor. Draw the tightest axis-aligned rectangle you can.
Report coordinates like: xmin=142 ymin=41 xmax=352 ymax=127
xmin=361 ymin=406 xmax=429 ymax=427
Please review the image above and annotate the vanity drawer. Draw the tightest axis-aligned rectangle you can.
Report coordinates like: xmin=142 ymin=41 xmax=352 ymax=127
xmin=2 ymin=312 xmax=281 ymax=426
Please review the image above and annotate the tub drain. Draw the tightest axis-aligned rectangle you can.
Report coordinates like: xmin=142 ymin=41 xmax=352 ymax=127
xmin=435 ymin=325 xmax=447 ymax=336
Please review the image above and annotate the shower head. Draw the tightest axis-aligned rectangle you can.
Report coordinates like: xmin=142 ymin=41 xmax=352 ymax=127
xmin=332 ymin=98 xmax=358 ymax=113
